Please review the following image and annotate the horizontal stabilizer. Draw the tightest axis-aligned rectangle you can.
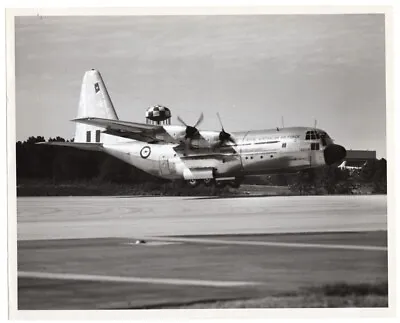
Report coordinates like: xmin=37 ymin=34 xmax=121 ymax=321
xmin=37 ymin=142 xmax=103 ymax=152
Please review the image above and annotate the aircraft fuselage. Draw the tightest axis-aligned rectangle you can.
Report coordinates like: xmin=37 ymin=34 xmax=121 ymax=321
xmin=100 ymin=126 xmax=346 ymax=183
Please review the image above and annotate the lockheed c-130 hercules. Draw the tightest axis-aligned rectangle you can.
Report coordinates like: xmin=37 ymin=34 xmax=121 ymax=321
xmin=44 ymin=69 xmax=347 ymax=188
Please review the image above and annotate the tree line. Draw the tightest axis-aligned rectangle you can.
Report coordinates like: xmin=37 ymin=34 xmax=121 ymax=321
xmin=16 ymin=136 xmax=159 ymax=184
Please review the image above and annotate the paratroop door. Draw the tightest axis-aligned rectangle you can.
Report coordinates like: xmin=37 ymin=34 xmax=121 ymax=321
xmin=159 ymin=155 xmax=170 ymax=175
xmin=309 ymin=146 xmax=325 ymax=166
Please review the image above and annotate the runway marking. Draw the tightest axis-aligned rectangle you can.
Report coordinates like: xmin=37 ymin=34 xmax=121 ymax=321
xmin=146 ymin=237 xmax=387 ymax=251
xmin=18 ymin=271 xmax=261 ymax=288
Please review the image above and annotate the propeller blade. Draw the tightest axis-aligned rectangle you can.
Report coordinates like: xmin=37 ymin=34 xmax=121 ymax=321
xmin=216 ymin=112 xmax=224 ymax=130
xmin=216 ymin=113 xmax=235 ymax=145
xmin=177 ymin=116 xmax=188 ymax=127
xmin=193 ymin=112 xmax=204 ymax=128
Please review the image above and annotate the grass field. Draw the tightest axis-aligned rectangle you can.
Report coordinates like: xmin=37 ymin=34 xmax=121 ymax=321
xmin=173 ymin=282 xmax=388 ymax=309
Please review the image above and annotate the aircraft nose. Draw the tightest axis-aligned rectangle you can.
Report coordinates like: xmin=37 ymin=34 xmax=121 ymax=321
xmin=324 ymin=144 xmax=347 ymax=166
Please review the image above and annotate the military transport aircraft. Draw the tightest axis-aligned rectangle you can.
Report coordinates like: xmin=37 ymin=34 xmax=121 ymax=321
xmin=44 ymin=69 xmax=347 ymax=188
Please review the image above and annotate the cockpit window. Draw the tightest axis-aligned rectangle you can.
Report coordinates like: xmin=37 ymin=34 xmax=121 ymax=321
xmin=305 ymin=130 xmax=320 ymax=140
xmin=305 ymin=130 xmax=331 ymax=147
xmin=319 ymin=132 xmax=330 ymax=139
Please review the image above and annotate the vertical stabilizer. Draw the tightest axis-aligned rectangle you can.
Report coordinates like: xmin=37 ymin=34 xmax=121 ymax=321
xmin=74 ymin=69 xmax=119 ymax=143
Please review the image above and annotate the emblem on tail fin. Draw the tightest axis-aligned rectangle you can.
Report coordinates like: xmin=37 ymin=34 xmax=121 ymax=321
xmin=94 ymin=82 xmax=100 ymax=93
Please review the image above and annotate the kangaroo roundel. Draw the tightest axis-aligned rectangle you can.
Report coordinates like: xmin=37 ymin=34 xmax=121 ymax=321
xmin=140 ymin=146 xmax=151 ymax=159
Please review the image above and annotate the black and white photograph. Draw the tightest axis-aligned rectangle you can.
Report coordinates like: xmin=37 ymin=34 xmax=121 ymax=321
xmin=6 ymin=4 xmax=395 ymax=320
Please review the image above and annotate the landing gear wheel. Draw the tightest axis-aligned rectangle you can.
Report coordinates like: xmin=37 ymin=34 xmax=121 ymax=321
xmin=187 ymin=179 xmax=199 ymax=188
xmin=229 ymin=179 xmax=242 ymax=188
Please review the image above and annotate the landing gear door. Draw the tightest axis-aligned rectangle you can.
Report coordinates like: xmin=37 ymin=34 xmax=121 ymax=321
xmin=159 ymin=155 xmax=170 ymax=175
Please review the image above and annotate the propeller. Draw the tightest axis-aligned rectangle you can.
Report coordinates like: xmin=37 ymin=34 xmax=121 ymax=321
xmin=177 ymin=113 xmax=204 ymax=154
xmin=215 ymin=113 xmax=236 ymax=147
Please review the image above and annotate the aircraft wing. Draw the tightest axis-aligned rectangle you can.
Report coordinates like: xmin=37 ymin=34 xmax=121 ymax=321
xmin=73 ymin=117 xmax=168 ymax=142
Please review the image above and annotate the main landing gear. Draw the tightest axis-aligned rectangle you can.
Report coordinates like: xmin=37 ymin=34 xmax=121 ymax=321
xmin=185 ymin=178 xmax=243 ymax=188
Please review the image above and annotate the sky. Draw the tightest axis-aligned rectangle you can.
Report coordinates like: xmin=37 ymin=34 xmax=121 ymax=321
xmin=14 ymin=14 xmax=386 ymax=157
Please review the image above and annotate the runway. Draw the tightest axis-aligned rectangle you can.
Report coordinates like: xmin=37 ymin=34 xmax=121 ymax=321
xmin=17 ymin=195 xmax=387 ymax=240
xmin=16 ymin=195 xmax=388 ymax=309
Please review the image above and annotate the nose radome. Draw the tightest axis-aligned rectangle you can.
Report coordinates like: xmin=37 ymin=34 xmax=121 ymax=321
xmin=324 ymin=144 xmax=347 ymax=166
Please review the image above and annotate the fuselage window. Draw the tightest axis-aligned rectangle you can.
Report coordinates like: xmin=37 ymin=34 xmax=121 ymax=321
xmin=95 ymin=130 xmax=101 ymax=143
xmin=311 ymin=143 xmax=320 ymax=150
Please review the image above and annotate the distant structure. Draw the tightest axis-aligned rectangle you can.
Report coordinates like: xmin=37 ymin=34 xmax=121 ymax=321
xmin=145 ymin=105 xmax=171 ymax=125
xmin=343 ymin=150 xmax=377 ymax=168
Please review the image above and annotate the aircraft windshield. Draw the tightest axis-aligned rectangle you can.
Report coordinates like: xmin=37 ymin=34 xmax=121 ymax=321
xmin=305 ymin=131 xmax=330 ymax=140
xmin=305 ymin=131 xmax=320 ymax=140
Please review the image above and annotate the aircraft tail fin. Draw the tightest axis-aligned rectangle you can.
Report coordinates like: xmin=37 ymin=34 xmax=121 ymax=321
xmin=74 ymin=69 xmax=119 ymax=143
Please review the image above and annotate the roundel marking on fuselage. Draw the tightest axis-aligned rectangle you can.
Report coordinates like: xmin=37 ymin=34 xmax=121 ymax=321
xmin=140 ymin=146 xmax=151 ymax=159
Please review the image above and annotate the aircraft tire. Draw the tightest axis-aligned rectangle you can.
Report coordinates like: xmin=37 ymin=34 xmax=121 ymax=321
xmin=228 ymin=181 xmax=241 ymax=188
xmin=228 ymin=177 xmax=243 ymax=188
xmin=187 ymin=179 xmax=199 ymax=188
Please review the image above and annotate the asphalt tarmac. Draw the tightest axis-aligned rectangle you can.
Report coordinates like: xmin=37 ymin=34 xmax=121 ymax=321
xmin=17 ymin=195 xmax=387 ymax=240
xmin=15 ymin=195 xmax=388 ymax=310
